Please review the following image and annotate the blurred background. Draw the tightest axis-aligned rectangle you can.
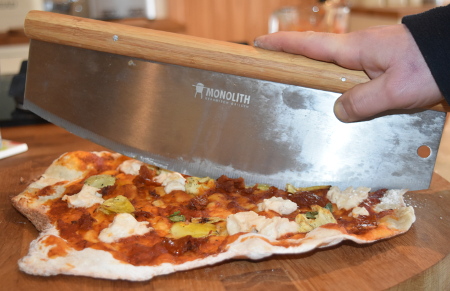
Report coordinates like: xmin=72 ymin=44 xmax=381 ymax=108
xmin=0 ymin=0 xmax=448 ymax=126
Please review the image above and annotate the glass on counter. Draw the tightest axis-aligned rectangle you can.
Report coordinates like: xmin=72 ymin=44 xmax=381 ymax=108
xmin=269 ymin=0 xmax=350 ymax=33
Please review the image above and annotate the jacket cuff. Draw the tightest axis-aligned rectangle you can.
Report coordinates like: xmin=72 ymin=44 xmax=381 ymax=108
xmin=402 ymin=5 xmax=450 ymax=104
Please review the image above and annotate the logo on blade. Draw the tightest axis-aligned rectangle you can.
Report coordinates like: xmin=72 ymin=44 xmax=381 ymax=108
xmin=192 ymin=83 xmax=251 ymax=108
xmin=193 ymin=83 xmax=205 ymax=99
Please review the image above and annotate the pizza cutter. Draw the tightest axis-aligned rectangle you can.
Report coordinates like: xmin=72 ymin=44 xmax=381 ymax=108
xmin=22 ymin=11 xmax=449 ymax=190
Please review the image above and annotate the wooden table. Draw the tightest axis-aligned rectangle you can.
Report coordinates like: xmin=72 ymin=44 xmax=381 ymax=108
xmin=1 ymin=124 xmax=450 ymax=290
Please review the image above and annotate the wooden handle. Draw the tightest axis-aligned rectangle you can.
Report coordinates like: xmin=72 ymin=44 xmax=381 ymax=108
xmin=425 ymin=102 xmax=450 ymax=113
xmin=24 ymin=10 xmax=368 ymax=94
xmin=24 ymin=11 xmax=449 ymax=113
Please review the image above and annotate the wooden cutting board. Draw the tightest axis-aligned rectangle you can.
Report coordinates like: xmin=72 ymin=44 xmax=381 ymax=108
xmin=1 ymin=124 xmax=450 ymax=290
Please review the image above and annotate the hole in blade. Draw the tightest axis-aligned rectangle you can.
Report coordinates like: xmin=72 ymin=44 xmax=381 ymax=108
xmin=417 ymin=145 xmax=431 ymax=159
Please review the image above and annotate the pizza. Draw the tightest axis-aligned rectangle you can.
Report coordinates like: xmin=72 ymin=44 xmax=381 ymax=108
xmin=12 ymin=151 xmax=415 ymax=281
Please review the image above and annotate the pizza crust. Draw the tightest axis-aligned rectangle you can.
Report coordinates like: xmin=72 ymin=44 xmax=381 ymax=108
xmin=18 ymin=220 xmax=414 ymax=281
xmin=380 ymin=206 xmax=415 ymax=231
xmin=13 ymin=151 xmax=416 ymax=281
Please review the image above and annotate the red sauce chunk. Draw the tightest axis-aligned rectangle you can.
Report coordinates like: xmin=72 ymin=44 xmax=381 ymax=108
xmin=288 ymin=189 xmax=330 ymax=208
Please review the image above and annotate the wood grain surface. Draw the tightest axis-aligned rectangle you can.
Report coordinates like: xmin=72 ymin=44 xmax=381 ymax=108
xmin=1 ymin=123 xmax=450 ymax=290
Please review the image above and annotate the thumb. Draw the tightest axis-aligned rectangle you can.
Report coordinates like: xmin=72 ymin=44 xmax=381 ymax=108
xmin=333 ymin=74 xmax=397 ymax=122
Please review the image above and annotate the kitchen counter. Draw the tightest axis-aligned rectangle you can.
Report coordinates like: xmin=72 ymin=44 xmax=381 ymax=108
xmin=1 ymin=123 xmax=450 ymax=290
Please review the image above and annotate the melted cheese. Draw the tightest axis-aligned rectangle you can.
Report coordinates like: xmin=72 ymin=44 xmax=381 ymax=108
xmin=29 ymin=176 xmax=65 ymax=190
xmin=350 ymin=206 xmax=369 ymax=218
xmin=43 ymin=164 xmax=84 ymax=184
xmin=227 ymin=211 xmax=298 ymax=240
xmin=327 ymin=186 xmax=370 ymax=210
xmin=62 ymin=184 xmax=104 ymax=208
xmin=98 ymin=213 xmax=153 ymax=243
xmin=374 ymin=189 xmax=407 ymax=212
xmin=117 ymin=160 xmax=144 ymax=175
xmin=257 ymin=197 xmax=297 ymax=215
xmin=154 ymin=171 xmax=186 ymax=194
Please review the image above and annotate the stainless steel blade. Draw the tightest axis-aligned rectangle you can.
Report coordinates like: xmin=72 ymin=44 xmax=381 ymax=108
xmin=24 ymin=40 xmax=446 ymax=190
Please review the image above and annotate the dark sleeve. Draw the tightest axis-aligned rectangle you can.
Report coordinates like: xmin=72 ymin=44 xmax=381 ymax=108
xmin=402 ymin=5 xmax=450 ymax=104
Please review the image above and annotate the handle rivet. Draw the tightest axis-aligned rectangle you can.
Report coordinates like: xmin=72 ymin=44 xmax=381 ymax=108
xmin=113 ymin=35 xmax=119 ymax=41
xmin=341 ymin=77 xmax=347 ymax=82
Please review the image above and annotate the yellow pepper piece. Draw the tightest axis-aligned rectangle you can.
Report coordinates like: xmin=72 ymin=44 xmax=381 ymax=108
xmin=170 ymin=221 xmax=217 ymax=239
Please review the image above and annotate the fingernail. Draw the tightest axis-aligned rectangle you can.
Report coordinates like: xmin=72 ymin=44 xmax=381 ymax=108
xmin=253 ymin=36 xmax=263 ymax=47
xmin=334 ymin=101 xmax=349 ymax=122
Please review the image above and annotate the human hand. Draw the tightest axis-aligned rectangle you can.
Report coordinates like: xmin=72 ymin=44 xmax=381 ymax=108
xmin=254 ymin=24 xmax=443 ymax=122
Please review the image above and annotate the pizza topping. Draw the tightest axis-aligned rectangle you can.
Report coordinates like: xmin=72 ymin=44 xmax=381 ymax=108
xmin=191 ymin=217 xmax=223 ymax=224
xmin=255 ymin=184 xmax=271 ymax=191
xmin=226 ymin=211 xmax=299 ymax=240
xmin=305 ymin=211 xmax=319 ymax=219
xmin=289 ymin=188 xmax=330 ymax=208
xmin=215 ymin=175 xmax=246 ymax=192
xmin=185 ymin=177 xmax=215 ymax=195
xmin=152 ymin=200 xmax=166 ymax=208
xmin=168 ymin=211 xmax=186 ymax=222
xmin=98 ymin=213 xmax=153 ymax=243
xmin=286 ymin=184 xmax=330 ymax=194
xmin=154 ymin=171 xmax=186 ymax=194
xmin=286 ymin=184 xmax=299 ymax=194
xmin=226 ymin=211 xmax=263 ymax=235
xmin=37 ymin=185 xmax=67 ymax=203
xmin=170 ymin=221 xmax=217 ymax=239
xmin=160 ymin=236 xmax=210 ymax=257
xmin=258 ymin=217 xmax=299 ymax=240
xmin=374 ymin=189 xmax=407 ymax=212
xmin=42 ymin=235 xmax=70 ymax=258
xmin=118 ymin=159 xmax=144 ymax=175
xmin=257 ymin=196 xmax=298 ymax=215
xmin=295 ymin=205 xmax=337 ymax=233
xmin=42 ymin=164 xmax=84 ymax=183
xmin=77 ymin=213 xmax=96 ymax=231
xmin=84 ymin=174 xmax=116 ymax=188
xmin=327 ymin=186 xmax=370 ymax=210
xmin=98 ymin=195 xmax=135 ymax=215
xmin=62 ymin=184 xmax=104 ymax=208
xmin=350 ymin=206 xmax=370 ymax=218
xmin=29 ymin=176 xmax=66 ymax=190
xmin=188 ymin=195 xmax=209 ymax=211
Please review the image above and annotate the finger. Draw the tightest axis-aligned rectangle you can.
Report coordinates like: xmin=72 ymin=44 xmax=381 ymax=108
xmin=335 ymin=55 xmax=445 ymax=122
xmin=254 ymin=31 xmax=364 ymax=70
xmin=334 ymin=74 xmax=402 ymax=122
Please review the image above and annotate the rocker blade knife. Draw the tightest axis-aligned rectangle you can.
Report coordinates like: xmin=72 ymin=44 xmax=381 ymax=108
xmin=23 ymin=11 xmax=448 ymax=190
